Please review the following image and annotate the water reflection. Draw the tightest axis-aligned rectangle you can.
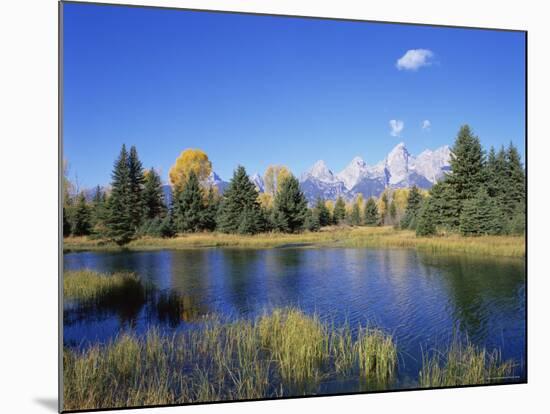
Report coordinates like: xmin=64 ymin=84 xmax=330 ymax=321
xmin=63 ymin=248 xmax=526 ymax=381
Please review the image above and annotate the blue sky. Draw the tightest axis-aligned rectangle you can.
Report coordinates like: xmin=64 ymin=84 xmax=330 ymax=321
xmin=63 ymin=3 xmax=526 ymax=188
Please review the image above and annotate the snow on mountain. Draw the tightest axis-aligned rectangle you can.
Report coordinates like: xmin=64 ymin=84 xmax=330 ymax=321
xmin=411 ymin=145 xmax=451 ymax=183
xmin=299 ymin=143 xmax=451 ymax=203
xmin=385 ymin=142 xmax=411 ymax=185
xmin=336 ymin=156 xmax=368 ymax=190
xmin=206 ymin=171 xmax=229 ymax=194
xmin=301 ymin=160 xmax=338 ymax=183
xmin=249 ymin=172 xmax=264 ymax=192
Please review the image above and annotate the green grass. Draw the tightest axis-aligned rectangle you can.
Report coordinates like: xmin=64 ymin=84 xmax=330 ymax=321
xmin=64 ymin=270 xmax=146 ymax=305
xmin=64 ymin=226 xmax=525 ymax=258
xmin=63 ymin=308 xmax=398 ymax=411
xmin=418 ymin=336 xmax=515 ymax=388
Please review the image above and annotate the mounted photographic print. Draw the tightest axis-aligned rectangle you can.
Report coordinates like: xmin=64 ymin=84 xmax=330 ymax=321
xmin=60 ymin=1 xmax=527 ymax=412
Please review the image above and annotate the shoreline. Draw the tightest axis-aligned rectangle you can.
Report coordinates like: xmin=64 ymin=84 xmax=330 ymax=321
xmin=63 ymin=226 xmax=525 ymax=258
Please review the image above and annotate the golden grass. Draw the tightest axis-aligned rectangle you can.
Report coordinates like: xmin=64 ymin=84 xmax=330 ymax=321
xmin=63 ymin=308 xmax=398 ymax=411
xmin=64 ymin=226 xmax=525 ymax=258
xmin=63 ymin=270 xmax=145 ymax=303
xmin=419 ymin=336 xmax=515 ymax=388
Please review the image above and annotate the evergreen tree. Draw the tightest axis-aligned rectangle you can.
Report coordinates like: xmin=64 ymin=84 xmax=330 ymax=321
xmin=216 ymin=166 xmax=263 ymax=234
xmin=143 ymin=168 xmax=166 ymax=220
xmin=201 ymin=187 xmax=220 ymax=231
xmin=333 ymin=196 xmax=346 ymax=225
xmin=350 ymin=202 xmax=362 ymax=226
xmin=444 ymin=125 xmax=486 ymax=225
xmin=459 ymin=188 xmax=504 ymax=236
xmin=427 ymin=181 xmax=459 ymax=228
xmin=400 ymin=185 xmax=423 ymax=229
xmin=508 ymin=202 xmax=526 ymax=235
xmin=416 ymin=199 xmax=437 ymax=236
xmin=271 ymin=175 xmax=308 ymax=233
xmin=174 ymin=171 xmax=204 ymax=233
xmin=159 ymin=210 xmax=176 ymax=238
xmin=90 ymin=186 xmax=108 ymax=237
xmin=304 ymin=208 xmax=321 ymax=232
xmin=502 ymin=143 xmax=525 ymax=219
xmin=364 ymin=197 xmax=379 ymax=226
xmin=105 ymin=145 xmax=134 ymax=245
xmin=314 ymin=198 xmax=331 ymax=227
xmin=128 ymin=146 xmax=145 ymax=230
xmin=73 ymin=192 xmax=92 ymax=236
xmin=63 ymin=207 xmax=71 ymax=237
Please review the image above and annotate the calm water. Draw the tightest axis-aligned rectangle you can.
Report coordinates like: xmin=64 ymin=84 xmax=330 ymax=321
xmin=63 ymin=248 xmax=526 ymax=388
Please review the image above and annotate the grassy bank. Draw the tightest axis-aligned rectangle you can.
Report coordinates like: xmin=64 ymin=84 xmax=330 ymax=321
xmin=63 ymin=308 xmax=397 ymax=411
xmin=63 ymin=307 xmax=516 ymax=411
xmin=64 ymin=226 xmax=525 ymax=258
xmin=64 ymin=270 xmax=146 ymax=305
xmin=419 ymin=336 xmax=515 ymax=387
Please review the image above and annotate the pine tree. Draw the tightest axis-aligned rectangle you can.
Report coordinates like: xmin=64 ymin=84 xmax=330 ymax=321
xmin=459 ymin=188 xmax=504 ymax=236
xmin=159 ymin=210 xmax=176 ymax=238
xmin=271 ymin=175 xmax=308 ymax=233
xmin=364 ymin=197 xmax=379 ymax=226
xmin=90 ymin=186 xmax=108 ymax=237
xmin=143 ymin=168 xmax=166 ymax=220
xmin=304 ymin=209 xmax=321 ymax=232
xmin=105 ymin=145 xmax=134 ymax=245
xmin=314 ymin=198 xmax=331 ymax=227
xmin=174 ymin=171 xmax=204 ymax=233
xmin=333 ymin=196 xmax=346 ymax=225
xmin=216 ymin=166 xmax=263 ymax=234
xmin=416 ymin=199 xmax=437 ymax=236
xmin=73 ymin=192 xmax=92 ymax=236
xmin=128 ymin=146 xmax=145 ymax=230
xmin=444 ymin=125 xmax=486 ymax=226
xmin=400 ymin=185 xmax=423 ymax=229
xmin=427 ymin=181 xmax=459 ymax=228
xmin=350 ymin=202 xmax=361 ymax=226
xmin=201 ymin=187 xmax=220 ymax=231
xmin=63 ymin=207 xmax=71 ymax=237
xmin=508 ymin=202 xmax=525 ymax=235
xmin=502 ymin=143 xmax=525 ymax=219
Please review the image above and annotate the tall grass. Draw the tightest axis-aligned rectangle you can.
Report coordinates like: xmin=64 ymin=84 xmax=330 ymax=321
xmin=64 ymin=226 xmax=525 ymax=258
xmin=419 ymin=336 xmax=515 ymax=387
xmin=64 ymin=270 xmax=146 ymax=304
xmin=355 ymin=328 xmax=398 ymax=383
xmin=63 ymin=308 xmax=398 ymax=411
xmin=257 ymin=308 xmax=328 ymax=383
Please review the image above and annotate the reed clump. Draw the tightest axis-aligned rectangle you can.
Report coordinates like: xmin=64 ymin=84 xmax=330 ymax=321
xmin=355 ymin=327 xmax=398 ymax=382
xmin=63 ymin=307 xmax=398 ymax=411
xmin=63 ymin=270 xmax=146 ymax=304
xmin=419 ymin=336 xmax=515 ymax=387
xmin=258 ymin=308 xmax=328 ymax=383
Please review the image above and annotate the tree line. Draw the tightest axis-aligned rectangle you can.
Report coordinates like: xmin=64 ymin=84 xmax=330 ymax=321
xmin=63 ymin=124 xmax=525 ymax=245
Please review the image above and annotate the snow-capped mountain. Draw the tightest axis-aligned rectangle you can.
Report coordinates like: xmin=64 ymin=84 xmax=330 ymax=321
xmin=299 ymin=142 xmax=451 ymax=203
xmin=158 ymin=142 xmax=451 ymax=206
xmin=249 ymin=172 xmax=264 ymax=192
xmin=299 ymin=160 xmax=347 ymax=202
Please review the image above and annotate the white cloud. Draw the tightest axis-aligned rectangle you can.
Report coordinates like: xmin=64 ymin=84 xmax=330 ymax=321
xmin=396 ymin=49 xmax=434 ymax=71
xmin=389 ymin=120 xmax=404 ymax=137
xmin=422 ymin=120 xmax=431 ymax=130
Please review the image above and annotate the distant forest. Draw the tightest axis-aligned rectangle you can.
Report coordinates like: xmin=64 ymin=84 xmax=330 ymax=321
xmin=63 ymin=125 xmax=525 ymax=245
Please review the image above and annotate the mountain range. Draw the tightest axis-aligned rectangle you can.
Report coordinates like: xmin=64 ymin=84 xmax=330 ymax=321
xmin=241 ymin=142 xmax=451 ymax=204
xmin=297 ymin=142 xmax=451 ymax=202
xmin=97 ymin=142 xmax=451 ymax=205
